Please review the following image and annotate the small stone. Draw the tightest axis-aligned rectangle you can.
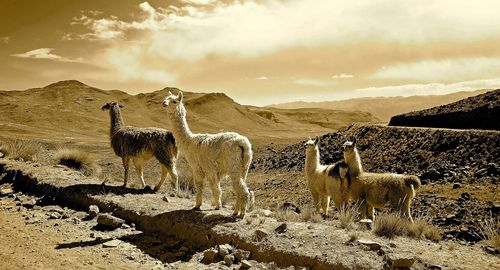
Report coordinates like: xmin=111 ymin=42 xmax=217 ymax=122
xmin=22 ymin=199 xmax=36 ymax=208
xmin=275 ymin=223 xmax=287 ymax=234
xmin=384 ymin=253 xmax=415 ymax=268
xmin=202 ymin=248 xmax=218 ymax=264
xmin=460 ymin=192 xmax=471 ymax=200
xmin=254 ymin=229 xmax=268 ymax=241
xmin=96 ymin=213 xmax=125 ymax=229
xmin=260 ymin=209 xmax=273 ymax=217
xmin=0 ymin=188 xmax=14 ymax=196
xmin=102 ymin=239 xmax=122 ymax=248
xmin=224 ymin=255 xmax=234 ymax=266
xmin=241 ymin=260 xmax=252 ymax=269
xmin=162 ymin=195 xmax=171 ymax=203
xmin=234 ymin=249 xmax=250 ymax=262
xmin=218 ymin=244 xmax=232 ymax=257
xmin=452 ymin=183 xmax=462 ymax=189
xmin=88 ymin=205 xmax=99 ymax=218
xmin=357 ymin=239 xmax=382 ymax=251
xmin=121 ymin=223 xmax=131 ymax=229
xmin=359 ymin=219 xmax=373 ymax=229
xmin=427 ymin=264 xmax=443 ymax=270
xmin=47 ymin=212 xmax=61 ymax=219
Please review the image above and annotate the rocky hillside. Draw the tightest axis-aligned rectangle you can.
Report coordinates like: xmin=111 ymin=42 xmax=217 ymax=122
xmin=389 ymin=89 xmax=500 ymax=130
xmin=0 ymin=80 xmax=378 ymax=144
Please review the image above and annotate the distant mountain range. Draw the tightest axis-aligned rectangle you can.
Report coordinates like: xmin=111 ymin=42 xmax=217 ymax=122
xmin=269 ymin=89 xmax=490 ymax=122
xmin=0 ymin=80 xmax=378 ymax=144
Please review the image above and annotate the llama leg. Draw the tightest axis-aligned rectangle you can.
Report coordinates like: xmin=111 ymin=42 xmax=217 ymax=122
xmin=193 ymin=170 xmax=205 ymax=210
xmin=122 ymin=156 xmax=130 ymax=187
xmin=237 ymin=177 xmax=250 ymax=217
xmin=133 ymin=159 xmax=146 ymax=188
xmin=154 ymin=165 xmax=168 ymax=192
xmin=366 ymin=205 xmax=375 ymax=221
xmin=311 ymin=191 xmax=321 ymax=213
xmin=208 ymin=176 xmax=222 ymax=210
xmin=321 ymin=196 xmax=330 ymax=216
xmin=230 ymin=174 xmax=250 ymax=217
xmin=168 ymin=165 xmax=179 ymax=195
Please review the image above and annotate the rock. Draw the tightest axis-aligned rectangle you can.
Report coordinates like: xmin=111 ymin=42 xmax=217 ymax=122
xmin=241 ymin=260 xmax=252 ymax=269
xmin=121 ymin=223 xmax=131 ymax=229
xmin=275 ymin=223 xmax=287 ymax=234
xmin=88 ymin=205 xmax=99 ymax=218
xmin=218 ymin=244 xmax=232 ymax=257
xmin=47 ymin=212 xmax=61 ymax=219
xmin=357 ymin=239 xmax=382 ymax=251
xmin=254 ymin=229 xmax=269 ymax=241
xmin=202 ymin=248 xmax=219 ymax=264
xmin=359 ymin=219 xmax=373 ymax=230
xmin=421 ymin=169 xmax=442 ymax=181
xmin=234 ymin=249 xmax=250 ymax=262
xmin=162 ymin=195 xmax=171 ymax=203
xmin=427 ymin=264 xmax=442 ymax=270
xmin=384 ymin=253 xmax=415 ymax=269
xmin=0 ymin=188 xmax=14 ymax=196
xmin=0 ymin=152 xmax=4 ymax=158
xmin=460 ymin=192 xmax=471 ymax=200
xmin=260 ymin=209 xmax=273 ymax=217
xmin=484 ymin=246 xmax=499 ymax=255
xmin=96 ymin=213 xmax=125 ymax=229
xmin=223 ymin=255 xmax=234 ymax=266
xmin=102 ymin=239 xmax=122 ymax=248
xmin=21 ymin=199 xmax=37 ymax=208
xmin=452 ymin=183 xmax=462 ymax=189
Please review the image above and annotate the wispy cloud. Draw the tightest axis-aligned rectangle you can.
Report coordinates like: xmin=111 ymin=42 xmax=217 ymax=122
xmin=11 ymin=48 xmax=83 ymax=63
xmin=256 ymin=76 xmax=268 ymax=80
xmin=370 ymin=57 xmax=500 ymax=82
xmin=294 ymin=79 xmax=332 ymax=87
xmin=332 ymin=74 xmax=354 ymax=79
xmin=1 ymin=36 xmax=9 ymax=44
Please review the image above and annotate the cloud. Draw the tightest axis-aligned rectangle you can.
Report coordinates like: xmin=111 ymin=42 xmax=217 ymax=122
xmin=370 ymin=57 xmax=500 ymax=82
xmin=1 ymin=36 xmax=9 ymax=44
xmin=353 ymin=78 xmax=500 ymax=98
xmin=294 ymin=79 xmax=332 ymax=87
xmin=11 ymin=48 xmax=83 ymax=62
xmin=332 ymin=74 xmax=354 ymax=79
xmin=70 ymin=0 xmax=500 ymax=60
xmin=256 ymin=76 xmax=268 ymax=80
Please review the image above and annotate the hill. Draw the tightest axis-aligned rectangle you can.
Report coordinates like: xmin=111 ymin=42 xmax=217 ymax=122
xmin=269 ymin=89 xmax=490 ymax=122
xmin=0 ymin=80 xmax=378 ymax=145
xmin=389 ymin=89 xmax=500 ymax=130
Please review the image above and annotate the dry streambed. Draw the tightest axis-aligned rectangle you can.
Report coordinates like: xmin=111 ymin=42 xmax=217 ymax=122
xmin=1 ymin=159 xmax=499 ymax=269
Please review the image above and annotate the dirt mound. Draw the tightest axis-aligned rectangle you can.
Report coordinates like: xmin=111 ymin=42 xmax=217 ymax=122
xmin=389 ymin=89 xmax=500 ymax=130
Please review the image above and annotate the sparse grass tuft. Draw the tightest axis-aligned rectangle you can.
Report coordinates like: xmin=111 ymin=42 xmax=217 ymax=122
xmin=300 ymin=206 xmax=323 ymax=223
xmin=347 ymin=232 xmax=359 ymax=243
xmin=53 ymin=148 xmax=101 ymax=177
xmin=373 ymin=213 xmax=441 ymax=241
xmin=479 ymin=215 xmax=500 ymax=248
xmin=0 ymin=139 xmax=43 ymax=161
xmin=337 ymin=205 xmax=359 ymax=230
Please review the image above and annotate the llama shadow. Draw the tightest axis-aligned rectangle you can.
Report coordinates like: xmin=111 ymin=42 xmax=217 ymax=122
xmin=63 ymin=183 xmax=155 ymax=196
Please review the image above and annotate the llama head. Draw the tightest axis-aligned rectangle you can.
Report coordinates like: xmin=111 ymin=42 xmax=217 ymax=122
xmin=163 ymin=91 xmax=186 ymax=116
xmin=304 ymin=136 xmax=319 ymax=151
xmin=342 ymin=137 xmax=357 ymax=156
xmin=101 ymin=102 xmax=124 ymax=111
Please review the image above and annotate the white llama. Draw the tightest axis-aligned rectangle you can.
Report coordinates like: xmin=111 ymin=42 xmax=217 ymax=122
xmin=102 ymin=102 xmax=178 ymax=193
xmin=162 ymin=91 xmax=254 ymax=217
xmin=305 ymin=137 xmax=349 ymax=215
xmin=342 ymin=137 xmax=421 ymax=222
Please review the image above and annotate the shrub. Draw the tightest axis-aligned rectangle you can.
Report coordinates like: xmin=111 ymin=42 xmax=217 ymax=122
xmin=53 ymin=148 xmax=101 ymax=176
xmin=479 ymin=215 xmax=500 ymax=248
xmin=337 ymin=204 xmax=359 ymax=230
xmin=373 ymin=213 xmax=441 ymax=241
xmin=0 ymin=139 xmax=43 ymax=161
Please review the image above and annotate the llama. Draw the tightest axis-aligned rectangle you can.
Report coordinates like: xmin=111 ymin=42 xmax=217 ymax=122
xmin=101 ymin=102 xmax=178 ymax=193
xmin=304 ymin=137 xmax=349 ymax=215
xmin=162 ymin=91 xmax=254 ymax=217
xmin=342 ymin=137 xmax=421 ymax=222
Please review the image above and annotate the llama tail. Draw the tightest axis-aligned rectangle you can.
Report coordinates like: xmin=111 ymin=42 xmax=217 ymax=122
xmin=405 ymin=175 xmax=421 ymax=190
xmin=238 ymin=139 xmax=253 ymax=180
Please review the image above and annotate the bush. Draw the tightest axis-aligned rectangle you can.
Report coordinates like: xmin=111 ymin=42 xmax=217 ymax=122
xmin=479 ymin=215 xmax=500 ymax=248
xmin=53 ymin=148 xmax=101 ymax=176
xmin=337 ymin=204 xmax=359 ymax=230
xmin=373 ymin=213 xmax=441 ymax=241
xmin=0 ymin=139 xmax=43 ymax=161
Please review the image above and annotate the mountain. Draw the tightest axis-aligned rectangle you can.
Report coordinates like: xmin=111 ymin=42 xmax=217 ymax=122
xmin=0 ymin=80 xmax=378 ymax=145
xmin=269 ymin=89 xmax=491 ymax=122
xmin=389 ymin=89 xmax=500 ymax=130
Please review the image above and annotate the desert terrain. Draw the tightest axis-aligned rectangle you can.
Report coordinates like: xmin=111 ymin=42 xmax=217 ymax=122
xmin=0 ymin=81 xmax=499 ymax=269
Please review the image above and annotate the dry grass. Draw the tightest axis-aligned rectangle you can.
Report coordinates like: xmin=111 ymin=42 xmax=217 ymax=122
xmin=300 ymin=207 xmax=323 ymax=223
xmin=0 ymin=139 xmax=44 ymax=161
xmin=373 ymin=213 xmax=441 ymax=241
xmin=275 ymin=208 xmax=300 ymax=222
xmin=337 ymin=205 xmax=359 ymax=230
xmin=53 ymin=148 xmax=101 ymax=177
xmin=479 ymin=215 xmax=500 ymax=248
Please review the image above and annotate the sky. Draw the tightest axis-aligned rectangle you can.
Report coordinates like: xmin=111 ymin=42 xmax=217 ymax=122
xmin=1 ymin=0 xmax=500 ymax=105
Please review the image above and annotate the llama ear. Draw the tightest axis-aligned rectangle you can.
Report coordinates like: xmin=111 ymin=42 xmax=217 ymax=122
xmin=352 ymin=137 xmax=357 ymax=147
xmin=101 ymin=103 xmax=109 ymax=111
xmin=168 ymin=91 xmax=173 ymax=96
xmin=178 ymin=91 xmax=183 ymax=102
xmin=119 ymin=104 xmax=124 ymax=108
xmin=314 ymin=136 xmax=319 ymax=145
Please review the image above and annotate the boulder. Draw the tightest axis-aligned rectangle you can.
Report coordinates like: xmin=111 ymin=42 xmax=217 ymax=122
xmin=234 ymin=249 xmax=250 ymax=262
xmin=254 ymin=229 xmax=269 ymax=241
xmin=384 ymin=253 xmax=415 ymax=269
xmin=88 ymin=205 xmax=99 ymax=218
xmin=102 ymin=239 xmax=122 ymax=248
xmin=357 ymin=239 xmax=382 ymax=251
xmin=218 ymin=244 xmax=233 ymax=257
xmin=223 ymin=255 xmax=234 ymax=266
xmin=274 ymin=223 xmax=287 ymax=234
xmin=241 ymin=260 xmax=253 ymax=269
xmin=201 ymin=248 xmax=219 ymax=264
xmin=96 ymin=213 xmax=125 ymax=229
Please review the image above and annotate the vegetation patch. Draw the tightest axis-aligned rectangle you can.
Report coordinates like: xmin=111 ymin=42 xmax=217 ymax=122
xmin=53 ymin=148 xmax=101 ymax=177
xmin=0 ymin=139 xmax=44 ymax=161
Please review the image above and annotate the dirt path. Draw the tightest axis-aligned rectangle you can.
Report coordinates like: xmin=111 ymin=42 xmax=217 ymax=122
xmin=0 ymin=194 xmax=168 ymax=270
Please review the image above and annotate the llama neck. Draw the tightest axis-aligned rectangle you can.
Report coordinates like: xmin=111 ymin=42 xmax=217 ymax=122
xmin=305 ymin=147 xmax=320 ymax=174
xmin=345 ymin=148 xmax=363 ymax=176
xmin=109 ymin=107 xmax=124 ymax=136
xmin=168 ymin=105 xmax=194 ymax=148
